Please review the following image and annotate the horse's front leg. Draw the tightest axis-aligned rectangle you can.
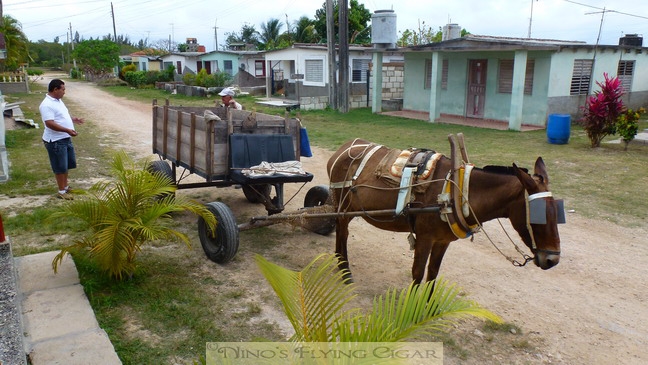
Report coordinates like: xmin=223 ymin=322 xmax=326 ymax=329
xmin=335 ymin=216 xmax=354 ymax=282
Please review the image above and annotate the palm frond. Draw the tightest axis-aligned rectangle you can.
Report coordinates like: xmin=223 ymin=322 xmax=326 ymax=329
xmin=336 ymin=277 xmax=502 ymax=342
xmin=255 ymin=254 xmax=356 ymax=342
xmin=257 ymin=253 xmax=502 ymax=345
xmin=49 ymin=150 xmax=217 ymax=280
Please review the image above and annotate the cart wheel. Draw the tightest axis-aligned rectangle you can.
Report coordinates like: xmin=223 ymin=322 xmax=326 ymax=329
xmin=303 ymin=185 xmax=336 ymax=236
xmin=198 ymin=202 xmax=239 ymax=264
xmin=148 ymin=160 xmax=176 ymax=199
xmin=242 ymin=184 xmax=271 ymax=204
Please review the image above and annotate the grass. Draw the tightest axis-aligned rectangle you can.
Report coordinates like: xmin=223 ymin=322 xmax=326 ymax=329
xmin=1 ymin=80 xmax=647 ymax=363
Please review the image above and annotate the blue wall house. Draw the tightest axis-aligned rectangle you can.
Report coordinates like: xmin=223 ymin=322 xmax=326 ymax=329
xmin=397 ymin=34 xmax=648 ymax=130
xmin=199 ymin=50 xmax=266 ymax=88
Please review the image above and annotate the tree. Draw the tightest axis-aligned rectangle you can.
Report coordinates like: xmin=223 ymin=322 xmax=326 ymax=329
xmin=313 ymin=0 xmax=372 ymax=44
xmin=72 ymin=39 xmax=120 ymax=80
xmin=259 ymin=18 xmax=283 ymax=50
xmin=293 ymin=16 xmax=320 ymax=43
xmin=256 ymin=253 xmax=501 ymax=344
xmin=29 ymin=40 xmax=65 ymax=68
xmin=0 ymin=15 xmax=30 ymax=71
xmin=398 ymin=22 xmax=470 ymax=46
xmin=224 ymin=23 xmax=260 ymax=50
xmin=51 ymin=151 xmax=217 ymax=280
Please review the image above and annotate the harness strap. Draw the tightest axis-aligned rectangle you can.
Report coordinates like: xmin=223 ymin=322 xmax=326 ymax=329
xmin=329 ymin=144 xmax=382 ymax=189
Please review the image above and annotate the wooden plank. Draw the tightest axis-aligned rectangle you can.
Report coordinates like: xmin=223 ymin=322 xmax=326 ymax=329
xmin=190 ymin=113 xmax=196 ymax=171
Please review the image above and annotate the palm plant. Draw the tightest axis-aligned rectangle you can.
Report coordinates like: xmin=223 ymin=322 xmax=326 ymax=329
xmin=0 ymin=15 xmax=30 ymax=71
xmin=51 ymin=151 xmax=216 ymax=280
xmin=256 ymin=254 xmax=501 ymax=344
xmin=259 ymin=18 xmax=284 ymax=50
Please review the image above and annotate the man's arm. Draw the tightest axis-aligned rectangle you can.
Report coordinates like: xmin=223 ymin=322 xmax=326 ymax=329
xmin=44 ymin=119 xmax=77 ymax=136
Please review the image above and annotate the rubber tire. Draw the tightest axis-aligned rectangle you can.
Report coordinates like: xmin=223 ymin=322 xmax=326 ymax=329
xmin=303 ymin=185 xmax=336 ymax=236
xmin=242 ymin=184 xmax=271 ymax=204
xmin=198 ymin=202 xmax=239 ymax=264
xmin=148 ymin=160 xmax=176 ymax=199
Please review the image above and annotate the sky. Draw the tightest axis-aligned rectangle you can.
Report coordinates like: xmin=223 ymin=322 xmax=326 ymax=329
xmin=4 ymin=0 xmax=648 ymax=52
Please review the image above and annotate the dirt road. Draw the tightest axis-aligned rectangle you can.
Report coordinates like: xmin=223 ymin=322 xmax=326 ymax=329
xmin=43 ymin=76 xmax=648 ymax=364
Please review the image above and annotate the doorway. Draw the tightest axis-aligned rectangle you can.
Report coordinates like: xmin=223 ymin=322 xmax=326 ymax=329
xmin=466 ymin=59 xmax=487 ymax=118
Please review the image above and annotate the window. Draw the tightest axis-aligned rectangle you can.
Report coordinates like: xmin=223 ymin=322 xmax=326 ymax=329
xmin=441 ymin=59 xmax=448 ymax=90
xmin=224 ymin=60 xmax=233 ymax=75
xmin=424 ymin=59 xmax=432 ymax=89
xmin=424 ymin=59 xmax=448 ymax=90
xmin=570 ymin=59 xmax=593 ymax=95
xmin=304 ymin=58 xmax=324 ymax=85
xmin=617 ymin=60 xmax=635 ymax=92
xmin=498 ymin=59 xmax=534 ymax=95
xmin=254 ymin=60 xmax=265 ymax=77
xmin=352 ymin=59 xmax=370 ymax=82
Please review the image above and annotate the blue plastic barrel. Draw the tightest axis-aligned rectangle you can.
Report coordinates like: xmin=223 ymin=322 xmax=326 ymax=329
xmin=547 ymin=114 xmax=571 ymax=144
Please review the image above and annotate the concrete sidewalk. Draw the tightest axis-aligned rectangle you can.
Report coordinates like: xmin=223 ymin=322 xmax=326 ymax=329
xmin=16 ymin=251 xmax=121 ymax=365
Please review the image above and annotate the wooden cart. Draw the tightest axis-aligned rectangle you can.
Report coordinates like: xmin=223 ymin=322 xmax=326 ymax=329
xmin=150 ymin=100 xmax=332 ymax=264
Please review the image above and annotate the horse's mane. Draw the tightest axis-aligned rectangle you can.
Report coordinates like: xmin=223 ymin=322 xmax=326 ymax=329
xmin=481 ymin=165 xmax=528 ymax=175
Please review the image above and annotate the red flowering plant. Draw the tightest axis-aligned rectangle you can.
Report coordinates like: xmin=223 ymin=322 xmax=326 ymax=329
xmin=579 ymin=73 xmax=625 ymax=147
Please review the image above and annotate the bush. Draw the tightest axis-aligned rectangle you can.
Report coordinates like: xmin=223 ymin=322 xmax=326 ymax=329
xmin=616 ymin=108 xmax=645 ymax=150
xmin=120 ymin=64 xmax=137 ymax=80
xmin=579 ymin=73 xmax=624 ymax=148
xmin=124 ymin=70 xmax=148 ymax=88
xmin=26 ymin=68 xmax=44 ymax=76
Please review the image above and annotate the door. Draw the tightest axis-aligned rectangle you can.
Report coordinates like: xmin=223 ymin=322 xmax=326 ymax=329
xmin=466 ymin=59 xmax=487 ymax=118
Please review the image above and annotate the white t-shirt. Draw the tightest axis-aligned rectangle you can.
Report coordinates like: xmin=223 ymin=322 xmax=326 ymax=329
xmin=40 ymin=94 xmax=74 ymax=142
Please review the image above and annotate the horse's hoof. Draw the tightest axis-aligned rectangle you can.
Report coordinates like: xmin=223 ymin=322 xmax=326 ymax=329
xmin=342 ymin=271 xmax=354 ymax=284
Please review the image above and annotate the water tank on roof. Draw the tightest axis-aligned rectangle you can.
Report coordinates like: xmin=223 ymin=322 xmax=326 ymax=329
xmin=442 ymin=24 xmax=462 ymax=41
xmin=371 ymin=10 xmax=397 ymax=49
xmin=619 ymin=34 xmax=643 ymax=47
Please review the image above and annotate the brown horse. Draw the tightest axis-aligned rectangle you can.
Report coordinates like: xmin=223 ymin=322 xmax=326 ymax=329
xmin=327 ymin=138 xmax=562 ymax=284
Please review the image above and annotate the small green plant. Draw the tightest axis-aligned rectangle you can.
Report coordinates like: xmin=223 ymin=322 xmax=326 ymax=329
xmin=256 ymin=253 xmax=501 ymax=343
xmin=579 ymin=73 xmax=625 ymax=148
xmin=50 ymin=151 xmax=217 ymax=280
xmin=616 ymin=107 xmax=645 ymax=150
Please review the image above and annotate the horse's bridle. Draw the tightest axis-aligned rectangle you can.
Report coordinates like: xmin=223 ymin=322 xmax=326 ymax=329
xmin=523 ymin=191 xmax=562 ymax=262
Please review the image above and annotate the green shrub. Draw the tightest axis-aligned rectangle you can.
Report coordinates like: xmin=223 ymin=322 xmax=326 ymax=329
xmin=616 ymin=108 xmax=645 ymax=150
xmin=120 ymin=64 xmax=137 ymax=80
xmin=26 ymin=68 xmax=44 ymax=76
xmin=124 ymin=70 xmax=148 ymax=88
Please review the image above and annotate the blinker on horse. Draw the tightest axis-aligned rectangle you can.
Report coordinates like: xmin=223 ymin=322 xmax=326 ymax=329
xmin=327 ymin=136 xmax=563 ymax=284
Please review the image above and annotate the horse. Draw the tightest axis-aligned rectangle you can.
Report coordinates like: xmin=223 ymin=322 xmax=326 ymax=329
xmin=327 ymin=138 xmax=562 ymax=284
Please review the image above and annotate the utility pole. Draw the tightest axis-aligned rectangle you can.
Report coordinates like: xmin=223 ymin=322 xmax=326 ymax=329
xmin=69 ymin=23 xmax=77 ymax=71
xmin=213 ymin=19 xmax=218 ymax=51
xmin=528 ymin=0 xmax=537 ymax=38
xmin=326 ymin=0 xmax=337 ymax=110
xmin=338 ymin=0 xmax=349 ymax=113
xmin=111 ymin=2 xmax=118 ymax=42
xmin=111 ymin=2 xmax=119 ymax=76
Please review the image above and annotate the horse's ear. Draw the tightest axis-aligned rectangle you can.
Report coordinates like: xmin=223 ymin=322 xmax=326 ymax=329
xmin=513 ymin=162 xmax=538 ymax=192
xmin=534 ymin=157 xmax=549 ymax=186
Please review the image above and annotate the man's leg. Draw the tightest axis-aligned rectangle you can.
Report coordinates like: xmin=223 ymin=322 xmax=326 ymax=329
xmin=55 ymin=172 xmax=68 ymax=191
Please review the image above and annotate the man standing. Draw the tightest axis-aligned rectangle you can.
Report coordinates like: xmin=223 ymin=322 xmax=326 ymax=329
xmin=39 ymin=79 xmax=84 ymax=200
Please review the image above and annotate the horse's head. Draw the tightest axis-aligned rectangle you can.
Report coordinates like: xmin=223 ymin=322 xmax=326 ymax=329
xmin=511 ymin=157 xmax=563 ymax=270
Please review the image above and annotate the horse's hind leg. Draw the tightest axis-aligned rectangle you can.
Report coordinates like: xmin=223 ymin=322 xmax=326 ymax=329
xmin=426 ymin=241 xmax=450 ymax=282
xmin=335 ymin=216 xmax=354 ymax=282
xmin=412 ymin=234 xmax=433 ymax=285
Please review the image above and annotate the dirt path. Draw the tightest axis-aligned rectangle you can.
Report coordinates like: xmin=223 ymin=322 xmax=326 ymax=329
xmin=41 ymin=76 xmax=648 ymax=364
